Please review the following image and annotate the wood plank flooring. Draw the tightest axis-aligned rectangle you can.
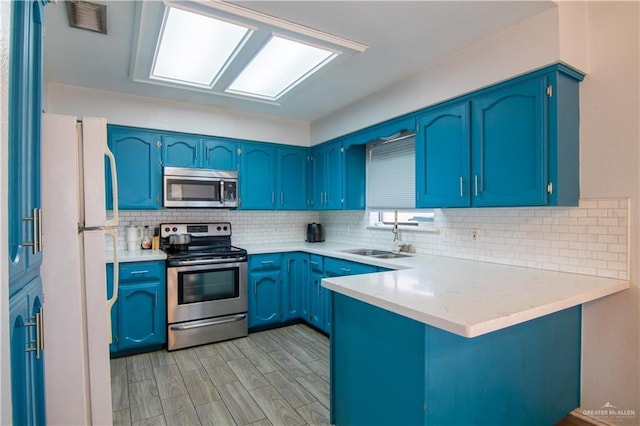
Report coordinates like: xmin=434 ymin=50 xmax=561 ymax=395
xmin=111 ymin=324 xmax=330 ymax=426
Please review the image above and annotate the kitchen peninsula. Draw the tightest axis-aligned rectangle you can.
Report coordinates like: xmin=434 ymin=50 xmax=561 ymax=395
xmin=251 ymin=243 xmax=629 ymax=426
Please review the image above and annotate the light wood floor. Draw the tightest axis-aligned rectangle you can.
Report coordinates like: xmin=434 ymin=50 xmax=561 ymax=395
xmin=111 ymin=324 xmax=330 ymax=426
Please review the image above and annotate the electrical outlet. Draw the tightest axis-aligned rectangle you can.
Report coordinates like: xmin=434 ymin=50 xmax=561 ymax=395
xmin=471 ymin=230 xmax=479 ymax=241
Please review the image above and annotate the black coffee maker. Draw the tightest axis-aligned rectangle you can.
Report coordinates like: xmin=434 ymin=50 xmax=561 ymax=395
xmin=306 ymin=223 xmax=324 ymax=242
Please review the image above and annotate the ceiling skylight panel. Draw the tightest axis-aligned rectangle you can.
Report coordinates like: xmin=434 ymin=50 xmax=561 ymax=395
xmin=151 ymin=7 xmax=252 ymax=87
xmin=226 ymin=36 xmax=338 ymax=100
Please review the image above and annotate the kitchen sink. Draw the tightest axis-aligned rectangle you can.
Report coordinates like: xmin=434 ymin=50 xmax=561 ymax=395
xmin=339 ymin=248 xmax=410 ymax=259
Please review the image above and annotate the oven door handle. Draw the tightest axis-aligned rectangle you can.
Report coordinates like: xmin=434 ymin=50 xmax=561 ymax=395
xmin=169 ymin=314 xmax=247 ymax=331
xmin=169 ymin=256 xmax=247 ymax=266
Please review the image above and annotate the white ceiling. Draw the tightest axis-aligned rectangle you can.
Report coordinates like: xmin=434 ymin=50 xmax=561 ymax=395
xmin=43 ymin=1 xmax=555 ymax=122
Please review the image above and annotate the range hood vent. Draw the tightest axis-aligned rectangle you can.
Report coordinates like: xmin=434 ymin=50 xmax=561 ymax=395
xmin=66 ymin=1 xmax=107 ymax=34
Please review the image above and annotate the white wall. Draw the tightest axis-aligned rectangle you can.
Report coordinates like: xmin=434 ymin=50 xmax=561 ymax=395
xmin=45 ymin=83 xmax=311 ymax=147
xmin=577 ymin=2 xmax=639 ymax=419
xmin=311 ymin=6 xmax=561 ymax=144
xmin=314 ymin=2 xmax=639 ymax=421
xmin=0 ymin=1 xmax=11 ymax=423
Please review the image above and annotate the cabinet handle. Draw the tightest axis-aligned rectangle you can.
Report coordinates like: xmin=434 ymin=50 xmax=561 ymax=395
xmin=459 ymin=177 xmax=464 ymax=197
xmin=287 ymin=258 xmax=292 ymax=273
xmin=280 ymin=192 xmax=284 ymax=205
xmin=154 ymin=292 xmax=158 ymax=308
xmin=129 ymin=270 xmax=149 ymax=275
xmin=220 ymin=181 xmax=225 ymax=205
xmin=39 ymin=307 xmax=45 ymax=352
xmin=317 ymin=280 xmax=321 ymax=296
xmin=22 ymin=208 xmax=40 ymax=254
xmin=309 ymin=261 xmax=318 ymax=266
xmin=254 ymin=281 xmax=257 ymax=296
xmin=271 ymin=192 xmax=275 ymax=205
xmin=474 ymin=175 xmax=479 ymax=197
xmin=194 ymin=149 xmax=198 ymax=159
xmin=340 ymin=267 xmax=351 ymax=274
xmin=25 ymin=313 xmax=42 ymax=359
xmin=260 ymin=260 xmax=275 ymax=265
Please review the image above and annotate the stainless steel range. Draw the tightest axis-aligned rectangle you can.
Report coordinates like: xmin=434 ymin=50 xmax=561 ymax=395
xmin=161 ymin=222 xmax=248 ymax=351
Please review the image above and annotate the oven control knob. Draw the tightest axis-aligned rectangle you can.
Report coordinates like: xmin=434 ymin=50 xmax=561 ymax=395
xmin=164 ymin=227 xmax=170 ymax=233
xmin=172 ymin=227 xmax=178 ymax=232
xmin=223 ymin=226 xmax=228 ymax=231
xmin=217 ymin=226 xmax=222 ymax=231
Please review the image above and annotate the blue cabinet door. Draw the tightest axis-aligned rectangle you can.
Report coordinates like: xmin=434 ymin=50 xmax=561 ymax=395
xmin=249 ymin=271 xmax=282 ymax=327
xmin=416 ymin=102 xmax=471 ymax=208
xmin=162 ymin=135 xmax=201 ymax=168
xmin=283 ymin=253 xmax=306 ymax=321
xmin=9 ymin=277 xmax=45 ymax=426
xmin=323 ymin=143 xmax=344 ymax=210
xmin=240 ymin=143 xmax=277 ymax=209
xmin=310 ymin=142 xmax=343 ymax=210
xmin=8 ymin=0 xmax=45 ymax=289
xmin=278 ymin=147 xmax=308 ymax=210
xmin=471 ymin=76 xmax=547 ymax=206
xmin=118 ymin=282 xmax=166 ymax=351
xmin=202 ymin=138 xmax=238 ymax=170
xmin=108 ymin=126 xmax=162 ymax=209
xmin=309 ymin=271 xmax=325 ymax=330
xmin=9 ymin=290 xmax=31 ymax=426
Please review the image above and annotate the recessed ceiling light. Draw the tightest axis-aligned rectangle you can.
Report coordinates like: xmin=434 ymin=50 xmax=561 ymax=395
xmin=226 ymin=36 xmax=338 ymax=100
xmin=151 ymin=7 xmax=252 ymax=88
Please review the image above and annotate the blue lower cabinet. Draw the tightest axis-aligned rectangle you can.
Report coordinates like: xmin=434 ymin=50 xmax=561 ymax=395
xmin=248 ymin=271 xmax=282 ymax=328
xmin=324 ymin=257 xmax=378 ymax=277
xmin=9 ymin=277 xmax=46 ymax=426
xmin=107 ymin=261 xmax=166 ymax=355
xmin=331 ymin=293 xmax=581 ymax=426
xmin=309 ymin=271 xmax=325 ymax=331
xmin=282 ymin=253 xmax=306 ymax=321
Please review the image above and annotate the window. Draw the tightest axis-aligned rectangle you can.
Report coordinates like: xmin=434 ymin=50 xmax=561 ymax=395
xmin=366 ymin=132 xmax=415 ymax=209
xmin=369 ymin=211 xmax=434 ymax=227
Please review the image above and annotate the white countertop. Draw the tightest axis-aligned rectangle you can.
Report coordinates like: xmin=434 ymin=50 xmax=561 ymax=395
xmin=105 ymin=249 xmax=167 ymax=263
xmin=243 ymin=242 xmax=630 ymax=338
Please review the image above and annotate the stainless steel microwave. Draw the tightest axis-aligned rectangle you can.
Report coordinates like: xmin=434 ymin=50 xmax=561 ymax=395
xmin=163 ymin=167 xmax=238 ymax=208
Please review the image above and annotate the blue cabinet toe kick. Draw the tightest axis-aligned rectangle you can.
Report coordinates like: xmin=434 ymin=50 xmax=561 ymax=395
xmin=330 ymin=293 xmax=580 ymax=426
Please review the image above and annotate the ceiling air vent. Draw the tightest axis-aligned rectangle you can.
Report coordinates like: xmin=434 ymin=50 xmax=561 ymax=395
xmin=66 ymin=1 xmax=107 ymax=34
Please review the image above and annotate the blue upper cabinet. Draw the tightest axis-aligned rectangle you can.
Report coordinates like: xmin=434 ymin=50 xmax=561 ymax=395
xmin=162 ymin=135 xmax=200 ymax=168
xmin=108 ymin=126 xmax=163 ymax=210
xmin=162 ymin=134 xmax=239 ymax=170
xmin=239 ymin=142 xmax=277 ymax=209
xmin=416 ymin=102 xmax=471 ymax=208
xmin=310 ymin=141 xmax=344 ymax=210
xmin=240 ymin=143 xmax=308 ymax=210
xmin=8 ymin=0 xmax=45 ymax=289
xmin=414 ymin=65 xmax=582 ymax=208
xmin=471 ymin=76 xmax=547 ymax=206
xmin=277 ymin=147 xmax=308 ymax=210
xmin=202 ymin=137 xmax=238 ymax=171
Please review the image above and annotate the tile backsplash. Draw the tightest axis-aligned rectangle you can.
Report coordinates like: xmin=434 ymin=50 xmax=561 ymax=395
xmin=320 ymin=198 xmax=629 ymax=280
xmin=111 ymin=210 xmax=320 ymax=249
xmin=110 ymin=198 xmax=629 ymax=280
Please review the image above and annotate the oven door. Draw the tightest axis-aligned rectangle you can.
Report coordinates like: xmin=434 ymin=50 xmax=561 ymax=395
xmin=167 ymin=260 xmax=247 ymax=324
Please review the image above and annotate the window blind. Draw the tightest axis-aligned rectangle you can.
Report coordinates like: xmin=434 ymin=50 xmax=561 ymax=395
xmin=366 ymin=136 xmax=415 ymax=209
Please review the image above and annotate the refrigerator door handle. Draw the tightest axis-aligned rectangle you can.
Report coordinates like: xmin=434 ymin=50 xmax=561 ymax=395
xmin=104 ymin=145 xmax=119 ymax=227
xmin=105 ymin=229 xmax=119 ymax=345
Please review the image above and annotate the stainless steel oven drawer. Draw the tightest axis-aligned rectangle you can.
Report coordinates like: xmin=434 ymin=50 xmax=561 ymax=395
xmin=167 ymin=313 xmax=247 ymax=351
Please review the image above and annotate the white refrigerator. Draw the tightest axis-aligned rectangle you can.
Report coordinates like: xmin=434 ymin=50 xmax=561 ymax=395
xmin=41 ymin=113 xmax=120 ymax=425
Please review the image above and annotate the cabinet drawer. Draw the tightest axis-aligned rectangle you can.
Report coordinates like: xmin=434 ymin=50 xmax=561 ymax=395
xmin=325 ymin=257 xmax=376 ymax=276
xmin=119 ymin=261 xmax=164 ymax=282
xmin=249 ymin=254 xmax=283 ymax=272
xmin=308 ymin=254 xmax=324 ymax=273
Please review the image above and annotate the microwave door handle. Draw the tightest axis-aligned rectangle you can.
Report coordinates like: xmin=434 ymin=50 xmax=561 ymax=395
xmin=220 ymin=181 xmax=224 ymax=204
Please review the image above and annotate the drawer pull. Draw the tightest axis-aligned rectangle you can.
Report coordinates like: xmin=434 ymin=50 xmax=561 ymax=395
xmin=129 ymin=270 xmax=149 ymax=275
xmin=260 ymin=260 xmax=275 ymax=265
